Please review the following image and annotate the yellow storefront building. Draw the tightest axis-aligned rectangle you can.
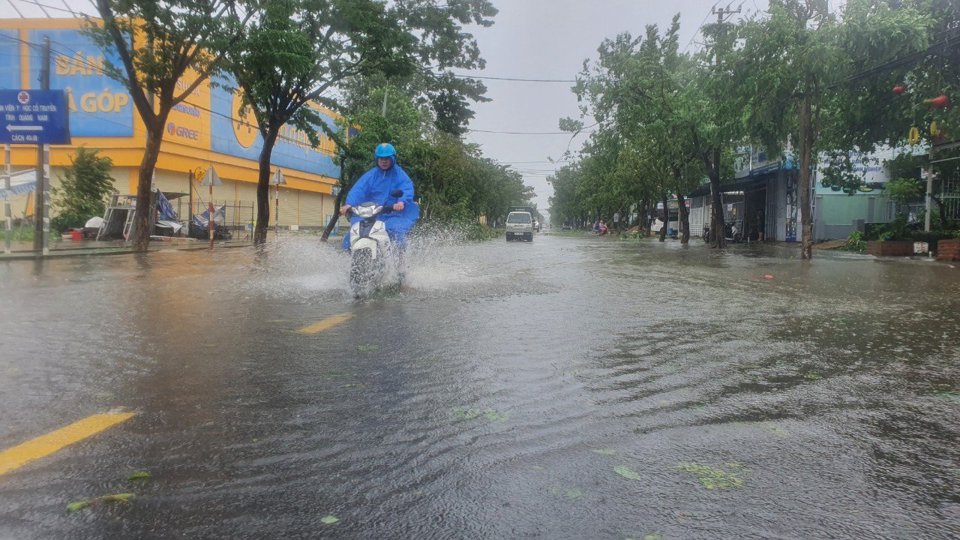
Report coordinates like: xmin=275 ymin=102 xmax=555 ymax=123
xmin=1 ymin=19 xmax=342 ymax=232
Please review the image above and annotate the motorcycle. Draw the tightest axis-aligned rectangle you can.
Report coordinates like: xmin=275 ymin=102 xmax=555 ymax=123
xmin=347 ymin=190 xmax=404 ymax=298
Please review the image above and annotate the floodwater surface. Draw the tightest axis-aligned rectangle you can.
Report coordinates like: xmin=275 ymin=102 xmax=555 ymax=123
xmin=0 ymin=233 xmax=958 ymax=539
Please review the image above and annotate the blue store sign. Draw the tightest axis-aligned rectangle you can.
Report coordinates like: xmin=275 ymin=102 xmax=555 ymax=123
xmin=0 ymin=89 xmax=70 ymax=145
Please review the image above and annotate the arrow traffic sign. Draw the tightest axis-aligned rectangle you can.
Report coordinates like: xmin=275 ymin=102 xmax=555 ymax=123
xmin=6 ymin=125 xmax=43 ymax=132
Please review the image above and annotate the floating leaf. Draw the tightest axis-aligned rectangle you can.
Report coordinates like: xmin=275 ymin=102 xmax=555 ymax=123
xmin=66 ymin=493 xmax=134 ymax=514
xmin=100 ymin=493 xmax=134 ymax=504
xmin=356 ymin=344 xmax=380 ymax=353
xmin=128 ymin=471 xmax=151 ymax=482
xmin=614 ymin=466 xmax=642 ymax=480
xmin=643 ymin=534 xmax=663 ymax=540
xmin=549 ymin=486 xmax=584 ymax=499
xmin=592 ymin=448 xmax=617 ymax=456
xmin=66 ymin=500 xmax=91 ymax=513
xmin=678 ymin=463 xmax=744 ymax=490
xmin=321 ymin=515 xmax=339 ymax=525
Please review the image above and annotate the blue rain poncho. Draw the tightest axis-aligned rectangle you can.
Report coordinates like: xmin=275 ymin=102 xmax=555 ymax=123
xmin=342 ymin=155 xmax=419 ymax=250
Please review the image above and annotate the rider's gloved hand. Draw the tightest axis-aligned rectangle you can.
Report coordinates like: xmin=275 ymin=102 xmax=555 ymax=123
xmin=392 ymin=201 xmax=404 ymax=211
xmin=340 ymin=204 xmax=351 ymax=216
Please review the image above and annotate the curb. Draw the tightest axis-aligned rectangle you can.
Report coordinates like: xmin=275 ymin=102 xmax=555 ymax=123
xmin=0 ymin=241 xmax=253 ymax=261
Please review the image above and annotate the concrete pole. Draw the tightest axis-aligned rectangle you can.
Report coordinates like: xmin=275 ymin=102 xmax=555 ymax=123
xmin=34 ymin=37 xmax=51 ymax=252
xmin=4 ymin=144 xmax=11 ymax=254
xmin=41 ymin=144 xmax=49 ymax=255
xmin=923 ymin=165 xmax=933 ymax=232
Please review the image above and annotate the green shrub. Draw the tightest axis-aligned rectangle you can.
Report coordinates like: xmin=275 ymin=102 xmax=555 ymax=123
xmin=52 ymin=147 xmax=114 ymax=233
xmin=843 ymin=230 xmax=866 ymax=253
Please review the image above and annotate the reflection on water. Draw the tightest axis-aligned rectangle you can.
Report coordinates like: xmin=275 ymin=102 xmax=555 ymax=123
xmin=0 ymin=235 xmax=958 ymax=539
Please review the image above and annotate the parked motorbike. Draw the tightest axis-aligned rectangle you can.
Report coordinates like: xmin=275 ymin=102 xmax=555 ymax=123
xmin=347 ymin=190 xmax=404 ymax=298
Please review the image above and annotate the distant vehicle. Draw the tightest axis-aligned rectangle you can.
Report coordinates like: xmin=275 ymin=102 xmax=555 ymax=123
xmin=509 ymin=205 xmax=541 ymax=233
xmin=505 ymin=211 xmax=534 ymax=242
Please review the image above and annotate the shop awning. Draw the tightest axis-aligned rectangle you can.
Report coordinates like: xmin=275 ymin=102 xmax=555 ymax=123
xmin=0 ymin=170 xmax=37 ymax=200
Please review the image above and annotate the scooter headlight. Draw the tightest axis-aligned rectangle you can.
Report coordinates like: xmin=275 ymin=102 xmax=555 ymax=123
xmin=354 ymin=202 xmax=380 ymax=219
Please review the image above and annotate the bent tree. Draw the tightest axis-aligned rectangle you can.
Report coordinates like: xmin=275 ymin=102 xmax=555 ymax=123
xmin=87 ymin=0 xmax=245 ymax=251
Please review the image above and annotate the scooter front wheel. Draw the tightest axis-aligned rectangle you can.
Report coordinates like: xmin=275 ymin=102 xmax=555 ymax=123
xmin=350 ymin=249 xmax=374 ymax=297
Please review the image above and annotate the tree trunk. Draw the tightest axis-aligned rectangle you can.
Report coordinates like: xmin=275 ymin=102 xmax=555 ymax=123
xmin=708 ymin=151 xmax=726 ymax=249
xmin=659 ymin=195 xmax=668 ymax=242
xmin=320 ymin=188 xmax=347 ymax=242
xmin=640 ymin=199 xmax=650 ymax=235
xmin=678 ymin=194 xmax=689 ymax=244
xmin=799 ymin=95 xmax=814 ymax=260
xmin=253 ymin=130 xmax=280 ymax=245
xmin=673 ymin=167 xmax=690 ymax=244
xmin=129 ymin=119 xmax=165 ymax=252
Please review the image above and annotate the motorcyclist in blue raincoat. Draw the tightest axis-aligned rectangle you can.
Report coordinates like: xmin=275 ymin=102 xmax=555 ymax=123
xmin=340 ymin=143 xmax=419 ymax=250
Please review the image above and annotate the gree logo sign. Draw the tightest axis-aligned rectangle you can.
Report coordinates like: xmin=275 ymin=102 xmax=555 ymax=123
xmin=166 ymin=122 xmax=200 ymax=141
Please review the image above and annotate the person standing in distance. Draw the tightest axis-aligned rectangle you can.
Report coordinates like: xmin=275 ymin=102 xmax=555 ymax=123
xmin=340 ymin=143 xmax=419 ymax=251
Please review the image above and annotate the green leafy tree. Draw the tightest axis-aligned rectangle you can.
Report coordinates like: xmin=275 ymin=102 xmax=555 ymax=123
xmin=52 ymin=148 xmax=114 ymax=234
xmin=86 ymin=0 xmax=247 ymax=251
xmin=737 ymin=0 xmax=930 ymax=258
xmin=229 ymin=0 xmax=496 ymax=245
xmin=567 ymin=18 xmax=707 ymax=243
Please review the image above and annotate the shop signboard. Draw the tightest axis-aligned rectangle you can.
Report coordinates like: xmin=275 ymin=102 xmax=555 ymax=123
xmin=0 ymin=30 xmax=18 ymax=89
xmin=210 ymin=75 xmax=340 ymax=179
xmin=28 ymin=29 xmax=133 ymax=137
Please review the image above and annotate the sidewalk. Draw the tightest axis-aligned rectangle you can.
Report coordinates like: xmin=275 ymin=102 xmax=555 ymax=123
xmin=0 ymin=236 xmax=253 ymax=261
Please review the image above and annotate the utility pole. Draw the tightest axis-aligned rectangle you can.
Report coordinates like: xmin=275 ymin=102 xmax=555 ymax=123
xmin=705 ymin=5 xmax=740 ymax=248
xmin=712 ymin=4 xmax=742 ymax=27
xmin=3 ymin=144 xmax=11 ymax=254
xmin=34 ymin=36 xmax=51 ymax=255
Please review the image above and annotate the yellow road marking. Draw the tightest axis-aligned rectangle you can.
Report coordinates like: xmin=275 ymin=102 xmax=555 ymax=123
xmin=297 ymin=313 xmax=354 ymax=334
xmin=0 ymin=412 xmax=135 ymax=477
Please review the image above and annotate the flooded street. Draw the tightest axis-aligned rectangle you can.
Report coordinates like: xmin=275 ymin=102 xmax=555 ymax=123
xmin=1 ymin=233 xmax=958 ymax=539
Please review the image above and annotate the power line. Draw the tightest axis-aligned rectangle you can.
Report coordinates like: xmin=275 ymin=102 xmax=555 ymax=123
xmin=10 ymin=0 xmax=83 ymax=17
xmin=0 ymin=32 xmax=327 ymax=150
xmin=468 ymin=129 xmax=590 ymax=135
xmin=451 ymin=73 xmax=576 ymax=83
xmin=2 ymin=31 xmax=590 ymax=142
xmin=683 ymin=1 xmax=720 ymax=54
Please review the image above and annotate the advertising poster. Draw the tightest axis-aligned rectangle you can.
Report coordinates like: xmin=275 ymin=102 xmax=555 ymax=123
xmin=28 ymin=29 xmax=133 ymax=137
xmin=0 ymin=30 xmax=18 ymax=89
xmin=210 ymin=75 xmax=340 ymax=179
xmin=164 ymin=69 xmax=210 ymax=149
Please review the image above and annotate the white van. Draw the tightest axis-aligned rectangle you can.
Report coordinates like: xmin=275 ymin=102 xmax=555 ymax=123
xmin=506 ymin=211 xmax=534 ymax=242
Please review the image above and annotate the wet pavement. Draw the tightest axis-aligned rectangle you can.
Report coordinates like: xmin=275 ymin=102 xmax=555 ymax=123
xmin=0 ymin=232 xmax=958 ymax=539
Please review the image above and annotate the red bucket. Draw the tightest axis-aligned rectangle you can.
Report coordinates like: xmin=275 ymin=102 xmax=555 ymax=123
xmin=70 ymin=229 xmax=83 ymax=241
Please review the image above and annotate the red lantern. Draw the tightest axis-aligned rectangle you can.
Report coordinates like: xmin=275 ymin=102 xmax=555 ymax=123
xmin=892 ymin=85 xmax=905 ymax=95
xmin=925 ymin=95 xmax=951 ymax=109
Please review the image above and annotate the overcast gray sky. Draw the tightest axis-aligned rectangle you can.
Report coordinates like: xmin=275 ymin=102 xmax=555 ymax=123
xmin=5 ymin=0 xmax=773 ymax=219
xmin=461 ymin=0 xmax=773 ymax=219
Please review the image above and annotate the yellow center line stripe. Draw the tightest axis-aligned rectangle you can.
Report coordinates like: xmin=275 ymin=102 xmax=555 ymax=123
xmin=297 ymin=313 xmax=354 ymax=334
xmin=0 ymin=412 xmax=135 ymax=477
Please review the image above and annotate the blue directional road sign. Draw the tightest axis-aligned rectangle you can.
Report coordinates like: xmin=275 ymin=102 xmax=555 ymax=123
xmin=0 ymin=89 xmax=70 ymax=145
